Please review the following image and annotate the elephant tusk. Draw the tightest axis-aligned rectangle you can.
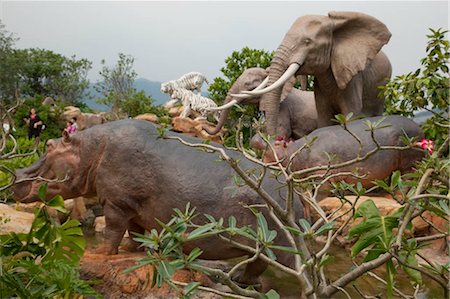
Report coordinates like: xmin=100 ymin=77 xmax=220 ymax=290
xmin=254 ymin=76 xmax=269 ymax=91
xmin=241 ymin=63 xmax=300 ymax=96
xmin=205 ymin=99 xmax=238 ymax=111
xmin=229 ymin=93 xmax=253 ymax=99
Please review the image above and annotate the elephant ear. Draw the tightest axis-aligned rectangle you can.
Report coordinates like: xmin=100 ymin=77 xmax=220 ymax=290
xmin=329 ymin=11 xmax=391 ymax=90
xmin=281 ymin=76 xmax=296 ymax=102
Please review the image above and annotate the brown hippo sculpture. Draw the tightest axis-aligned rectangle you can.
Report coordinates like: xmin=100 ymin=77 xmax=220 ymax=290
xmin=252 ymin=115 xmax=425 ymax=191
xmin=12 ymin=119 xmax=303 ymax=284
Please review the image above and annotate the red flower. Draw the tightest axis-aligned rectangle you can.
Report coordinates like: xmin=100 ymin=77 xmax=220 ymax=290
xmin=416 ymin=139 xmax=434 ymax=155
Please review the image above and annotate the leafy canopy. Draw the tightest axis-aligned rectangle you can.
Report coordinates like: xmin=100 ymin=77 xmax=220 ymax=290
xmin=382 ymin=28 xmax=449 ymax=144
xmin=208 ymin=47 xmax=274 ymax=147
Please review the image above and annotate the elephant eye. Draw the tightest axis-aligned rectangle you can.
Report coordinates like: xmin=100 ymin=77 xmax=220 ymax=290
xmin=303 ymin=38 xmax=312 ymax=45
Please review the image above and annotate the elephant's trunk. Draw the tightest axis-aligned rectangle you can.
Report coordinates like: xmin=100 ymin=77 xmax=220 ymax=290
xmin=203 ymin=93 xmax=234 ymax=135
xmin=261 ymin=45 xmax=291 ymax=136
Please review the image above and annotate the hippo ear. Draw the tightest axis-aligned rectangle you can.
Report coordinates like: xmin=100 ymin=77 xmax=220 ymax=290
xmin=63 ymin=130 xmax=71 ymax=143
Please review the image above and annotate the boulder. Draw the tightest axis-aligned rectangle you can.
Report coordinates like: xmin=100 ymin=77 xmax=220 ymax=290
xmin=0 ymin=203 xmax=34 ymax=234
xmin=63 ymin=106 xmax=106 ymax=130
xmin=134 ymin=113 xmax=159 ymax=123
xmin=81 ymin=251 xmax=219 ymax=298
xmin=172 ymin=116 xmax=223 ymax=143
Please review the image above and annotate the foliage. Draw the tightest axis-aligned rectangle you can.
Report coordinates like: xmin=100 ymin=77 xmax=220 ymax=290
xmin=0 ymin=137 xmax=42 ymax=201
xmin=96 ymin=53 xmax=137 ymax=114
xmin=121 ymin=90 xmax=169 ymax=118
xmin=208 ymin=47 xmax=274 ymax=147
xmin=0 ymin=21 xmax=19 ymax=103
xmin=382 ymin=28 xmax=449 ymax=145
xmin=0 ymin=185 xmax=100 ymax=298
xmin=0 ymin=22 xmax=91 ymax=105
xmin=348 ymin=198 xmax=405 ymax=298
xmin=127 ymin=204 xmax=285 ymax=299
xmin=14 ymin=48 xmax=92 ymax=105
xmin=13 ymin=97 xmax=65 ymax=140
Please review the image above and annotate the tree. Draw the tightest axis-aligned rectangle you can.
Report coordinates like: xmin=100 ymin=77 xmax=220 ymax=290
xmin=0 ymin=21 xmax=20 ymax=103
xmin=15 ymin=49 xmax=92 ymax=105
xmin=382 ymin=28 xmax=449 ymax=145
xmin=208 ymin=47 xmax=274 ymax=147
xmin=96 ymin=53 xmax=137 ymax=115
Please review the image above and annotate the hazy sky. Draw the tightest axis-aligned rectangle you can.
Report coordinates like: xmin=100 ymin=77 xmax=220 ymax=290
xmin=0 ymin=1 xmax=448 ymax=83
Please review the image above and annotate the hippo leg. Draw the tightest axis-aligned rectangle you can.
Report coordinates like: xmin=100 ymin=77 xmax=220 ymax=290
xmin=234 ymin=259 xmax=267 ymax=287
xmin=122 ymin=219 xmax=146 ymax=252
xmin=92 ymin=204 xmax=130 ymax=255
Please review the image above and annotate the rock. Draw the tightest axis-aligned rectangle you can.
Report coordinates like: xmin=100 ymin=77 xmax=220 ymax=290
xmin=80 ymin=251 xmax=220 ymax=298
xmin=0 ymin=203 xmax=34 ymax=234
xmin=168 ymin=106 xmax=184 ymax=117
xmin=172 ymin=117 xmax=223 ymax=143
xmin=94 ymin=216 xmax=106 ymax=234
xmin=134 ymin=113 xmax=159 ymax=123
xmin=63 ymin=106 xmax=106 ymax=130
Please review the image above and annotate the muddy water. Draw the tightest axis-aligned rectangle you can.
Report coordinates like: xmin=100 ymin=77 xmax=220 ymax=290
xmin=260 ymin=244 xmax=445 ymax=299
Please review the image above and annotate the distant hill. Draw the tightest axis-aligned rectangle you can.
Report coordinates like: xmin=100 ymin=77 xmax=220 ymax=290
xmin=82 ymin=78 xmax=171 ymax=112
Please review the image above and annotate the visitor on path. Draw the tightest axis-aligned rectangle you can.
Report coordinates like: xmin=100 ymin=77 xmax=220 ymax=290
xmin=64 ymin=120 xmax=77 ymax=136
xmin=24 ymin=108 xmax=43 ymax=147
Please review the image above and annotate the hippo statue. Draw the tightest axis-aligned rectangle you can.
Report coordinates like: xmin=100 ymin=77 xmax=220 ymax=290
xmin=252 ymin=115 xmax=425 ymax=192
xmin=12 ymin=119 xmax=303 ymax=284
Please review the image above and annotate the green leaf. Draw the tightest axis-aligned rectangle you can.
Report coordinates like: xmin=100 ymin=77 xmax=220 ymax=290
xmin=186 ymin=222 xmax=217 ymax=241
xmin=264 ymin=289 xmax=280 ymax=299
xmin=228 ymin=216 xmax=236 ymax=228
xmin=46 ymin=195 xmax=67 ymax=213
xmin=269 ymin=245 xmax=301 ymax=255
xmin=314 ymin=221 xmax=335 ymax=236
xmin=298 ymin=219 xmax=311 ymax=233
xmin=264 ymin=247 xmax=277 ymax=261
xmin=186 ymin=247 xmax=203 ymax=263
xmin=348 ymin=200 xmax=402 ymax=258
xmin=183 ymin=282 xmax=201 ymax=296
xmin=38 ymin=184 xmax=48 ymax=201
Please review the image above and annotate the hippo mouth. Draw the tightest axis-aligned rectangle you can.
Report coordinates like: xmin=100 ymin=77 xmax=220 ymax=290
xmin=12 ymin=181 xmax=35 ymax=203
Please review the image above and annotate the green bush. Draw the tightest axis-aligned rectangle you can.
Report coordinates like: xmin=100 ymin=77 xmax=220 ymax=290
xmin=0 ymin=185 xmax=100 ymax=298
xmin=208 ymin=47 xmax=274 ymax=148
xmin=382 ymin=28 xmax=449 ymax=146
xmin=13 ymin=97 xmax=65 ymax=141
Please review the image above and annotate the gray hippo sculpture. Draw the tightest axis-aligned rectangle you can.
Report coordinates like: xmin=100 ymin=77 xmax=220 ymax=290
xmin=12 ymin=119 xmax=303 ymax=284
xmin=252 ymin=115 xmax=425 ymax=191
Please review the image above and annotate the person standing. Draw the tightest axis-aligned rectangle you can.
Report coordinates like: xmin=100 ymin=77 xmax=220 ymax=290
xmin=24 ymin=108 xmax=43 ymax=147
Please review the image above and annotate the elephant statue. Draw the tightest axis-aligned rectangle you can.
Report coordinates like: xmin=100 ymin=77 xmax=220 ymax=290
xmin=204 ymin=67 xmax=317 ymax=140
xmin=235 ymin=11 xmax=392 ymax=136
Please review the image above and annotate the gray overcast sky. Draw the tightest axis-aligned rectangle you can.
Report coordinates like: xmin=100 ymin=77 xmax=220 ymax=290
xmin=0 ymin=1 xmax=448 ymax=83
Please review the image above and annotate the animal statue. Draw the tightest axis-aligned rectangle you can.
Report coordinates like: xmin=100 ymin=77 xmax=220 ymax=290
xmin=161 ymin=71 xmax=209 ymax=107
xmin=12 ymin=119 xmax=303 ymax=285
xmin=171 ymin=88 xmax=220 ymax=122
xmin=235 ymin=11 xmax=392 ymax=135
xmin=204 ymin=67 xmax=317 ymax=139
xmin=252 ymin=116 xmax=424 ymax=194
xmin=63 ymin=106 xmax=106 ymax=130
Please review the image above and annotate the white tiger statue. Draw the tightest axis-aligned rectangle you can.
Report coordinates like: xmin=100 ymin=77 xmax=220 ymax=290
xmin=161 ymin=71 xmax=209 ymax=98
xmin=171 ymin=88 xmax=219 ymax=122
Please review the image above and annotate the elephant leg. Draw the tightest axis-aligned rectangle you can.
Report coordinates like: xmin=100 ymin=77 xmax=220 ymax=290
xmin=340 ymin=76 xmax=363 ymax=116
xmin=122 ymin=219 xmax=146 ymax=252
xmin=235 ymin=258 xmax=267 ymax=287
xmin=314 ymin=89 xmax=336 ymax=127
